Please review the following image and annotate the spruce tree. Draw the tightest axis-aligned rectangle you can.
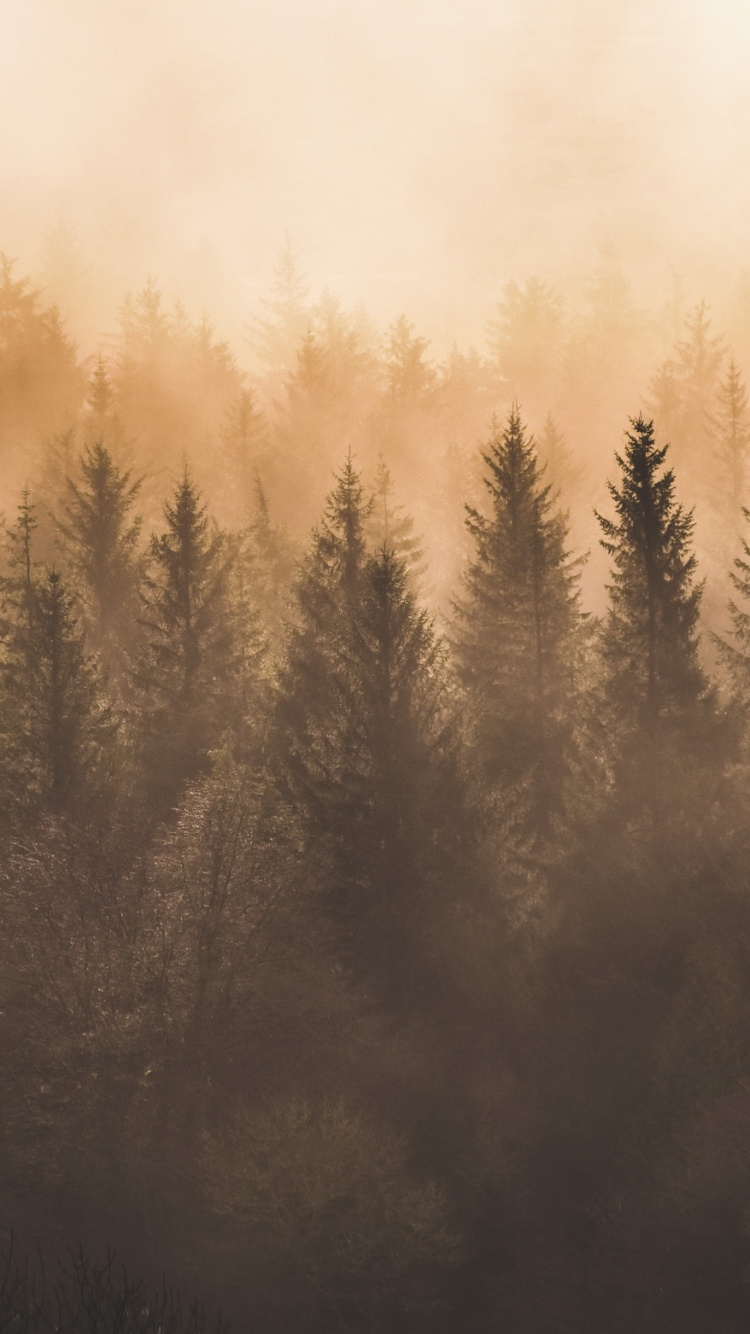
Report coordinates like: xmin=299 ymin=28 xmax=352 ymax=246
xmin=717 ymin=508 xmax=750 ymax=710
xmin=597 ymin=415 xmax=708 ymax=732
xmin=707 ymin=355 xmax=750 ymax=541
xmin=538 ymin=413 xmax=585 ymax=513
xmin=276 ymin=459 xmax=477 ymax=1007
xmin=649 ymin=302 xmax=725 ymax=486
xmin=276 ymin=455 xmax=372 ymax=779
xmin=248 ymin=235 xmax=311 ymax=377
xmin=454 ymin=406 xmax=583 ymax=829
xmin=383 ymin=315 xmax=435 ymax=403
xmin=57 ymin=442 xmax=142 ymax=679
xmin=83 ymin=353 xmax=125 ymax=451
xmin=487 ymin=277 xmax=564 ymax=406
xmin=217 ymin=388 xmax=269 ymax=526
xmin=1 ymin=486 xmax=36 ymax=631
xmin=131 ymin=470 xmax=253 ymax=805
xmin=235 ymin=477 xmax=297 ymax=650
xmin=0 ymin=499 xmax=114 ymax=818
xmin=366 ymin=455 xmax=424 ymax=582
xmin=281 ymin=525 xmax=465 ymax=1008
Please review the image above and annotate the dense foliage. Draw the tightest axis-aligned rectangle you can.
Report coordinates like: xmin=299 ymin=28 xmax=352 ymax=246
xmin=3 ymin=253 xmax=750 ymax=1332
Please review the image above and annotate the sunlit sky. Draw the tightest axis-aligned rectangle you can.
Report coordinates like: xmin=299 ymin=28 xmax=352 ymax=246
xmin=2 ymin=0 xmax=750 ymax=351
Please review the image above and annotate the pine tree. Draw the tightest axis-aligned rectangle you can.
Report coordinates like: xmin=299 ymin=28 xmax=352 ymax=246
xmin=0 ymin=254 xmax=83 ymax=461
xmin=248 ymin=235 xmax=311 ymax=376
xmin=454 ymin=406 xmax=583 ymax=828
xmin=83 ymin=352 xmax=125 ymax=450
xmin=306 ymin=452 xmax=372 ymax=602
xmin=366 ymin=455 xmax=424 ymax=582
xmin=0 ymin=501 xmax=114 ymax=818
xmin=649 ymin=302 xmax=725 ymax=486
xmin=114 ymin=281 xmax=242 ymax=483
xmin=235 ymin=477 xmax=297 ymax=649
xmin=716 ymin=508 xmax=750 ymax=710
xmin=537 ymin=414 xmax=585 ymax=512
xmin=647 ymin=360 xmax=682 ymax=454
xmin=707 ymin=355 xmax=750 ymax=541
xmin=487 ymin=277 xmax=564 ymax=406
xmin=596 ymin=415 xmax=708 ymax=732
xmin=57 ymin=442 xmax=142 ymax=679
xmin=383 ymin=315 xmax=435 ymax=403
xmin=1 ymin=487 xmax=36 ymax=631
xmin=675 ymin=301 xmax=725 ymax=425
xmin=217 ymin=388 xmax=269 ymax=526
xmin=279 ymin=494 xmax=466 ymax=1006
xmin=131 ymin=470 xmax=254 ymax=805
xmin=276 ymin=455 xmax=372 ymax=774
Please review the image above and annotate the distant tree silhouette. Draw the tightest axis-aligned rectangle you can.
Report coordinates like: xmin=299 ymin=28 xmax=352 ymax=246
xmin=455 ymin=406 xmax=584 ymax=830
xmin=0 ymin=498 xmax=114 ymax=818
xmin=597 ymin=415 xmax=708 ymax=733
xmin=131 ymin=470 xmax=255 ymax=805
xmin=58 ymin=442 xmax=142 ymax=680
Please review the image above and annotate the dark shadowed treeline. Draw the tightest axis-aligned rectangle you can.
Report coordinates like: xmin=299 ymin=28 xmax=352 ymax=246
xmin=3 ymin=251 xmax=750 ymax=1332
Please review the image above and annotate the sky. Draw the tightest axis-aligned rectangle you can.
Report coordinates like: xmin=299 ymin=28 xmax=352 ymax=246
xmin=1 ymin=0 xmax=750 ymax=353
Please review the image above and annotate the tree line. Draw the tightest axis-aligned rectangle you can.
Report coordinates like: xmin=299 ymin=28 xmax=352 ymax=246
xmin=3 ymin=356 xmax=750 ymax=1331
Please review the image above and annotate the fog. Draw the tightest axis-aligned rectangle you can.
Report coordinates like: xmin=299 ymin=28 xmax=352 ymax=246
xmin=2 ymin=0 xmax=750 ymax=351
xmin=4 ymin=6 xmax=750 ymax=1332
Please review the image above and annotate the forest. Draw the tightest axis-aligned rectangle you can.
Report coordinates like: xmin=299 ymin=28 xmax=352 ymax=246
xmin=2 ymin=243 xmax=750 ymax=1333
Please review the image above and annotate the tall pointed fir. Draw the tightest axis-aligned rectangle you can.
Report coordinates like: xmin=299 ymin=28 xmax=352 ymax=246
xmin=84 ymin=353 xmax=125 ymax=451
xmin=383 ymin=315 xmax=436 ymax=404
xmin=717 ymin=508 xmax=750 ymax=714
xmin=707 ymin=356 xmax=750 ymax=543
xmin=276 ymin=454 xmax=372 ymax=784
xmin=248 ymin=235 xmax=311 ymax=378
xmin=277 ymin=459 xmax=468 ymax=1009
xmin=454 ymin=406 xmax=584 ymax=832
xmin=217 ymin=388 xmax=269 ymax=527
xmin=1 ymin=486 xmax=36 ymax=633
xmin=596 ymin=416 xmax=709 ymax=741
xmin=57 ymin=442 xmax=142 ymax=681
xmin=235 ymin=476 xmax=297 ymax=651
xmin=649 ymin=301 xmax=725 ymax=488
xmin=538 ymin=413 xmax=585 ymax=514
xmin=366 ymin=455 xmax=425 ymax=583
xmin=131 ymin=469 xmax=260 ymax=808
xmin=0 ymin=495 xmax=114 ymax=821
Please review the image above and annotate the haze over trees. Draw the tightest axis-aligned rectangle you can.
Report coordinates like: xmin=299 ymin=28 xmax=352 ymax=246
xmin=3 ymin=247 xmax=750 ymax=1333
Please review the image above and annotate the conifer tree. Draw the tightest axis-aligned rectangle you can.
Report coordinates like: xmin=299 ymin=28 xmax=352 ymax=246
xmin=217 ymin=388 xmax=269 ymax=525
xmin=276 ymin=455 xmax=372 ymax=773
xmin=0 ymin=498 xmax=114 ymax=817
xmin=707 ymin=355 xmax=750 ymax=540
xmin=131 ymin=470 xmax=255 ymax=805
xmin=83 ymin=353 xmax=126 ymax=451
xmin=675 ymin=301 xmax=725 ymax=426
xmin=235 ymin=477 xmax=297 ymax=649
xmin=366 ymin=455 xmax=424 ymax=582
xmin=248 ymin=235 xmax=311 ymax=376
xmin=336 ymin=549 xmax=462 ymax=1001
xmin=305 ymin=452 xmax=372 ymax=602
xmin=487 ymin=277 xmax=564 ymax=406
xmin=57 ymin=442 xmax=142 ymax=679
xmin=383 ymin=315 xmax=435 ymax=403
xmin=538 ymin=414 xmax=585 ymax=513
xmin=279 ymin=486 xmax=465 ymax=1006
xmin=649 ymin=302 xmax=725 ymax=486
xmin=1 ymin=486 xmax=36 ymax=630
xmin=454 ymin=406 xmax=583 ymax=828
xmin=0 ymin=255 xmax=83 ymax=460
xmin=716 ymin=508 xmax=750 ymax=710
xmin=597 ymin=415 xmax=708 ymax=732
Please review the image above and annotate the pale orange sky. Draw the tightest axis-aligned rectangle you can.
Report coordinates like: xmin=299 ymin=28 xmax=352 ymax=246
xmin=2 ymin=0 xmax=749 ymax=352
